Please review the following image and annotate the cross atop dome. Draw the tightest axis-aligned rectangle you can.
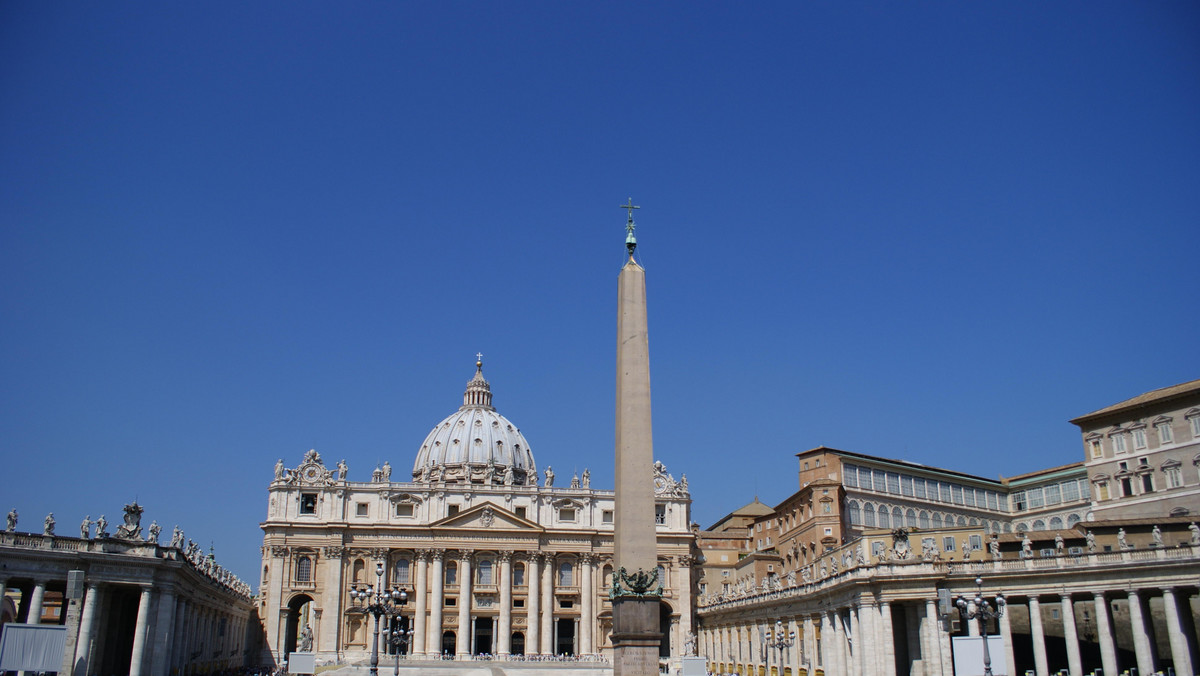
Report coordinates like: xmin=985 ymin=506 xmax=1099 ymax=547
xmin=463 ymin=354 xmax=493 ymax=409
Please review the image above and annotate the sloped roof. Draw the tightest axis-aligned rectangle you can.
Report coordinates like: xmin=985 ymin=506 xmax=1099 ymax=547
xmin=1070 ymin=378 xmax=1200 ymax=425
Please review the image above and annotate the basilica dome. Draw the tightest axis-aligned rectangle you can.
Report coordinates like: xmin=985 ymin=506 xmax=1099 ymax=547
xmin=411 ymin=359 xmax=537 ymax=485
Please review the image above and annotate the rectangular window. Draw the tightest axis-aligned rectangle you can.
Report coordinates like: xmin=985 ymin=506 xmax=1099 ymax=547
xmin=1113 ymin=433 xmax=1127 ymax=454
xmin=1040 ymin=548 xmax=1055 ymax=558
xmin=1165 ymin=466 xmax=1183 ymax=488
xmin=300 ymin=494 xmax=317 ymax=515
xmin=445 ymin=597 xmax=456 ymax=606
xmin=901 ymin=476 xmax=913 ymax=497
xmin=356 ymin=503 xmax=369 ymax=517
xmin=1062 ymin=481 xmax=1079 ymax=502
xmin=1132 ymin=428 xmax=1147 ymax=449
xmin=1097 ymin=482 xmax=1109 ymax=500
xmin=886 ymin=473 xmax=900 ymax=494
xmin=1012 ymin=491 xmax=1026 ymax=511
xmin=1080 ymin=481 xmax=1091 ymax=499
xmin=447 ymin=505 xmax=460 ymax=516
xmin=559 ymin=600 xmax=573 ymax=609
xmin=914 ymin=479 xmax=927 ymax=499
xmin=964 ymin=488 xmax=976 ymax=507
xmin=986 ymin=491 xmax=998 ymax=510
xmin=1190 ymin=416 xmax=1200 ymax=438
xmin=1089 ymin=438 xmax=1103 ymax=458
xmin=514 ymin=598 xmax=524 ymax=608
xmin=874 ymin=471 xmax=887 ymax=493
xmin=1141 ymin=474 xmax=1154 ymax=493
xmin=1159 ymin=421 xmax=1175 ymax=444
xmin=969 ymin=535 xmax=983 ymax=550
xmin=1068 ymin=546 xmax=1084 ymax=555
xmin=844 ymin=465 xmax=858 ymax=488
xmin=940 ymin=482 xmax=952 ymax=502
xmin=396 ymin=503 xmax=414 ymax=517
xmin=655 ymin=504 xmax=666 ymax=525
xmin=514 ymin=567 xmax=525 ymax=586
xmin=943 ymin=537 xmax=956 ymax=552
xmin=1044 ymin=485 xmax=1061 ymax=505
xmin=515 ymin=506 xmax=527 ymax=519
xmin=951 ymin=485 xmax=963 ymax=505
xmin=559 ymin=508 xmax=576 ymax=522
xmin=871 ymin=541 xmax=885 ymax=557
xmin=1027 ymin=488 xmax=1044 ymax=509
xmin=602 ymin=510 xmax=614 ymax=524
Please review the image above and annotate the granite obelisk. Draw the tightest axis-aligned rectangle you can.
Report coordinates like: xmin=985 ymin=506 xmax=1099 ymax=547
xmin=611 ymin=199 xmax=663 ymax=676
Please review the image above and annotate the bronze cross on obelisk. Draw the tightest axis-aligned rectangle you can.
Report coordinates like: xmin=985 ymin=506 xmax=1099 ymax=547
xmin=620 ymin=198 xmax=640 ymax=256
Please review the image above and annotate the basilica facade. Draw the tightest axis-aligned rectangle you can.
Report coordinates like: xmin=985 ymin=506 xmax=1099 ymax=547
xmin=258 ymin=360 xmax=697 ymax=665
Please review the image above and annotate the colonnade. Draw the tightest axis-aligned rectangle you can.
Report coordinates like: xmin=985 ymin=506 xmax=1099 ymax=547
xmin=699 ymin=579 xmax=1199 ymax=676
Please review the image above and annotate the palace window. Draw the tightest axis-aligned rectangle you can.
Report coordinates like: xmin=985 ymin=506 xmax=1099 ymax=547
xmin=1096 ymin=481 xmax=1110 ymax=501
xmin=1163 ymin=463 xmax=1183 ymax=489
xmin=1028 ymin=488 xmax=1044 ymax=509
xmin=1141 ymin=473 xmax=1154 ymax=493
xmin=394 ymin=559 xmax=410 ymax=585
xmin=969 ymin=535 xmax=982 ymax=550
xmin=886 ymin=473 xmax=900 ymax=494
xmin=901 ymin=476 xmax=913 ymax=497
xmin=906 ymin=508 xmax=917 ymax=527
xmin=1062 ymin=481 xmax=1079 ymax=502
xmin=445 ymin=562 xmax=457 ymax=585
xmin=1157 ymin=419 xmax=1174 ymax=444
xmin=878 ymin=505 xmax=890 ymax=529
xmin=477 ymin=559 xmax=493 ymax=585
xmin=940 ymin=482 xmax=952 ymax=503
xmin=1132 ymin=427 xmax=1147 ymax=450
xmin=1189 ymin=412 xmax=1200 ymax=438
xmin=296 ymin=556 xmax=312 ymax=582
xmin=559 ymin=562 xmax=573 ymax=586
xmin=1049 ymin=516 xmax=1063 ymax=530
xmin=932 ymin=513 xmax=943 ymax=529
xmin=893 ymin=506 xmax=903 ymax=527
xmin=942 ymin=537 xmax=955 ymax=552
xmin=874 ymin=471 xmax=887 ymax=493
xmin=513 ymin=563 xmax=525 ymax=586
xmin=1120 ymin=477 xmax=1133 ymax=497
xmin=863 ymin=503 xmax=876 ymax=527
xmin=1012 ymin=491 xmax=1026 ymax=511
xmin=847 ymin=501 xmax=861 ymax=525
xmin=1111 ymin=431 xmax=1128 ymax=454
xmin=844 ymin=465 xmax=858 ymax=488
xmin=914 ymin=479 xmax=927 ymax=499
xmin=1089 ymin=437 xmax=1103 ymax=458
xmin=1045 ymin=484 xmax=1061 ymax=505
xmin=919 ymin=511 xmax=930 ymax=529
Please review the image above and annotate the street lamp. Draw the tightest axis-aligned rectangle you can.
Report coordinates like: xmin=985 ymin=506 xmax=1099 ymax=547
xmin=766 ymin=620 xmax=796 ymax=674
xmin=955 ymin=576 xmax=1006 ymax=676
xmin=348 ymin=562 xmax=409 ymax=676
xmin=389 ymin=626 xmax=415 ymax=675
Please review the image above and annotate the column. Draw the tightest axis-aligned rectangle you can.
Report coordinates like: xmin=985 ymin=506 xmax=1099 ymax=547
xmin=998 ymin=597 xmax=1016 ymax=676
xmin=73 ymin=583 xmax=101 ymax=676
xmin=848 ymin=606 xmax=861 ymax=676
xmin=1161 ymin=587 xmax=1195 ymax=676
xmin=1127 ymin=590 xmax=1154 ymax=676
xmin=831 ymin=610 xmax=845 ymax=676
xmin=921 ymin=599 xmax=940 ymax=676
xmin=1092 ymin=591 xmax=1118 ymax=676
xmin=457 ymin=551 xmax=472 ymax=657
xmin=128 ymin=586 xmax=154 ymax=676
xmin=803 ymin=615 xmax=814 ymax=672
xmin=498 ymin=551 xmax=512 ymax=657
xmin=1060 ymin=594 xmax=1082 ymax=676
xmin=526 ymin=553 xmax=540 ymax=655
xmin=579 ymin=554 xmax=593 ymax=655
xmin=426 ymin=550 xmax=444 ymax=656
xmin=26 ymin=580 xmax=46 ymax=624
xmin=879 ymin=601 xmax=896 ymax=676
xmin=540 ymin=554 xmax=553 ymax=655
xmin=788 ymin=618 xmax=801 ymax=672
xmin=150 ymin=587 xmax=178 ymax=676
xmin=1028 ymin=597 xmax=1048 ymax=676
xmin=413 ymin=551 xmax=428 ymax=658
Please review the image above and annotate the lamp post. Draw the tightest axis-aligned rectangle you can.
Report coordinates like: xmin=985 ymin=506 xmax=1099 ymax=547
xmin=766 ymin=620 xmax=796 ymax=674
xmin=955 ymin=576 xmax=1006 ymax=676
xmin=348 ymin=562 xmax=409 ymax=676
xmin=389 ymin=626 xmax=415 ymax=676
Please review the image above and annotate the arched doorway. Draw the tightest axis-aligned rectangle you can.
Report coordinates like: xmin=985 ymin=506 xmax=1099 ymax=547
xmin=659 ymin=602 xmax=672 ymax=658
xmin=441 ymin=630 xmax=456 ymax=656
xmin=283 ymin=594 xmax=315 ymax=656
xmin=511 ymin=631 xmax=525 ymax=656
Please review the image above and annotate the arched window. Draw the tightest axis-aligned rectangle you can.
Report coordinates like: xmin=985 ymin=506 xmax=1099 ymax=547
xmin=863 ymin=503 xmax=876 ymax=527
xmin=513 ymin=562 xmax=526 ymax=586
xmin=919 ymin=511 xmax=930 ymax=529
xmin=956 ymin=516 xmax=967 ymax=526
xmin=601 ymin=564 xmax=613 ymax=588
xmin=296 ymin=556 xmax=312 ymax=582
xmin=477 ymin=559 xmax=493 ymax=585
xmin=878 ymin=505 xmax=890 ymax=529
xmin=892 ymin=507 xmax=903 ymax=527
xmin=445 ymin=561 xmax=458 ymax=585
xmin=1032 ymin=520 xmax=1046 ymax=531
xmin=394 ymin=559 xmax=410 ymax=585
xmin=353 ymin=559 xmax=365 ymax=583
xmin=558 ymin=561 xmax=573 ymax=586
xmin=1067 ymin=514 xmax=1081 ymax=527
xmin=657 ymin=564 xmax=667 ymax=588
xmin=968 ymin=517 xmax=978 ymax=526
xmin=906 ymin=509 xmax=917 ymax=528
xmin=1049 ymin=517 xmax=1063 ymax=530
xmin=931 ymin=513 xmax=943 ymax=529
xmin=992 ymin=521 xmax=1002 ymax=533
xmin=847 ymin=501 xmax=861 ymax=525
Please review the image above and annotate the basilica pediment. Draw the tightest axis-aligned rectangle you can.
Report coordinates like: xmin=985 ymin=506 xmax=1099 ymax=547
xmin=429 ymin=502 xmax=543 ymax=532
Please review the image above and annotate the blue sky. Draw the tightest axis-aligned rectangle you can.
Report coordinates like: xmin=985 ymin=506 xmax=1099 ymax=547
xmin=2 ymin=3 xmax=1197 ymax=583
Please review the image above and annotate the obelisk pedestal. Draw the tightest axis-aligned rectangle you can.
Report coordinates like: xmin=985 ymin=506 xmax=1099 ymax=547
xmin=612 ymin=202 xmax=663 ymax=676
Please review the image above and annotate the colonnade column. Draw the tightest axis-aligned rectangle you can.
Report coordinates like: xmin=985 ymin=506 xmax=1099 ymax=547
xmin=1161 ymin=587 xmax=1195 ymax=676
xmin=150 ymin=587 xmax=178 ymax=676
xmin=413 ymin=551 xmax=428 ymax=658
xmin=73 ymin=583 xmax=101 ymax=676
xmin=1092 ymin=591 xmax=1118 ymax=676
xmin=426 ymin=550 xmax=444 ymax=656
xmin=1028 ymin=597 xmax=1048 ymax=676
xmin=526 ymin=553 xmax=540 ymax=655
xmin=540 ymin=554 xmax=553 ymax=655
xmin=579 ymin=554 xmax=593 ymax=655
xmin=879 ymin=601 xmax=896 ymax=676
xmin=1127 ymin=590 xmax=1155 ymax=675
xmin=26 ymin=580 xmax=46 ymax=623
xmin=998 ymin=595 xmax=1015 ymax=676
xmin=921 ymin=599 xmax=941 ymax=676
xmin=498 ymin=551 xmax=513 ymax=657
xmin=456 ymin=551 xmax=472 ymax=658
xmin=128 ymin=585 xmax=154 ymax=676
xmin=1060 ymin=594 xmax=1082 ymax=676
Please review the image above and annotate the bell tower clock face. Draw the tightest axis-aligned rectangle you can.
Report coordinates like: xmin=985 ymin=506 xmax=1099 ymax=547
xmin=301 ymin=464 xmax=321 ymax=483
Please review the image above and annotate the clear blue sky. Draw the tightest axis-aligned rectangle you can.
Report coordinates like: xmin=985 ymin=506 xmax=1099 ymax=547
xmin=2 ymin=3 xmax=1197 ymax=583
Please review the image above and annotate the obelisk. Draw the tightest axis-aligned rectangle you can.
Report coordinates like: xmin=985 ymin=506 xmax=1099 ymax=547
xmin=612 ymin=198 xmax=662 ymax=676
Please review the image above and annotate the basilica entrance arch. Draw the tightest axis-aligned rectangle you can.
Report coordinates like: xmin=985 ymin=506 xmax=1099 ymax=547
xmin=659 ymin=601 xmax=673 ymax=658
xmin=283 ymin=593 xmax=314 ymax=656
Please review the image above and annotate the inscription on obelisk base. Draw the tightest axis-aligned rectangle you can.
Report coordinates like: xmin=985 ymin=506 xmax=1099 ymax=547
xmin=612 ymin=200 xmax=663 ymax=676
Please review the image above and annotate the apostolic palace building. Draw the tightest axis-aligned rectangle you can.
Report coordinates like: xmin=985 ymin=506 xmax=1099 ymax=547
xmin=257 ymin=359 xmax=697 ymax=665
